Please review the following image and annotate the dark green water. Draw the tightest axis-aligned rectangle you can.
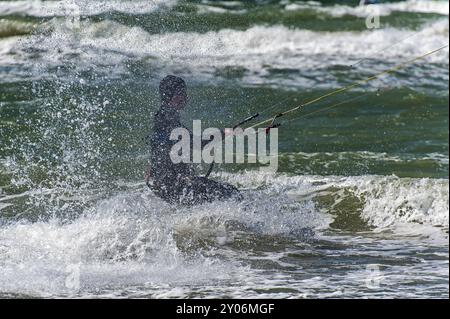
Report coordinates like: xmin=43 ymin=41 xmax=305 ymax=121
xmin=0 ymin=0 xmax=448 ymax=298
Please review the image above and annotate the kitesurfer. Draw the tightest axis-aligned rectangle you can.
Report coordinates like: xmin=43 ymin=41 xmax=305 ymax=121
xmin=146 ymin=75 xmax=241 ymax=205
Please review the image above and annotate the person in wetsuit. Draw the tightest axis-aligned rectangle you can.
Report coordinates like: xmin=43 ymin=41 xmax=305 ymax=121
xmin=146 ymin=75 xmax=240 ymax=205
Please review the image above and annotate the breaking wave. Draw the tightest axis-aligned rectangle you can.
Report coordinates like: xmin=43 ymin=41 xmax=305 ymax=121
xmin=285 ymin=0 xmax=449 ymax=17
xmin=3 ymin=17 xmax=448 ymax=88
xmin=0 ymin=170 xmax=447 ymax=297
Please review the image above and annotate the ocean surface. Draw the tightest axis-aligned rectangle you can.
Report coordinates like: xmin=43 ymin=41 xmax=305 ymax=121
xmin=0 ymin=0 xmax=448 ymax=298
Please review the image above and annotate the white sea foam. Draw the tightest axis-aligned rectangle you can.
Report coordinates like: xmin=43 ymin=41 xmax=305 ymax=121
xmin=195 ymin=0 xmax=449 ymax=16
xmin=281 ymin=151 xmax=450 ymax=166
xmin=134 ymin=20 xmax=448 ymax=65
xmin=1 ymin=0 xmax=446 ymax=17
xmin=0 ymin=192 xmax=232 ymax=296
xmin=0 ymin=181 xmax=323 ymax=296
xmin=285 ymin=0 xmax=449 ymax=17
xmin=6 ymin=17 xmax=444 ymax=86
xmin=1 ymin=5 xmax=448 ymax=87
xmin=0 ymin=37 xmax=20 ymax=65
xmin=0 ymin=172 xmax=447 ymax=297
xmin=219 ymin=171 xmax=449 ymax=231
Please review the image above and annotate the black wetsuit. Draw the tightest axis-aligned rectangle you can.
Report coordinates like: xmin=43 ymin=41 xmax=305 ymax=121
xmin=149 ymin=106 xmax=240 ymax=205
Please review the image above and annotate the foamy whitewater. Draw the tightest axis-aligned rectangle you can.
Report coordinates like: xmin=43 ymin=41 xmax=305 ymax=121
xmin=0 ymin=0 xmax=448 ymax=298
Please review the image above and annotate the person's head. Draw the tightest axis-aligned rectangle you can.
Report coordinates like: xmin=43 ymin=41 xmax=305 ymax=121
xmin=159 ymin=75 xmax=187 ymax=110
